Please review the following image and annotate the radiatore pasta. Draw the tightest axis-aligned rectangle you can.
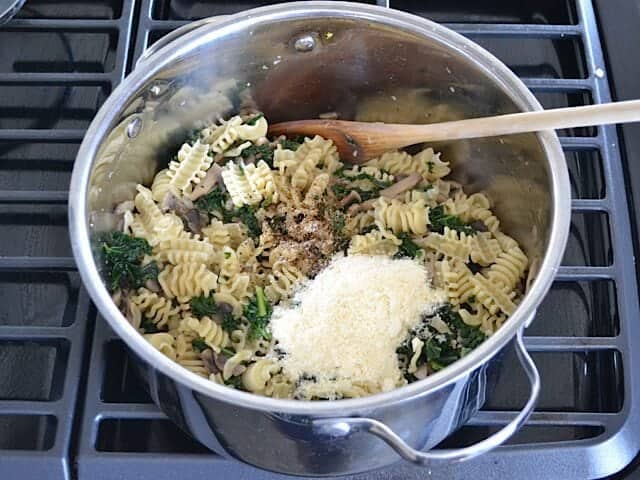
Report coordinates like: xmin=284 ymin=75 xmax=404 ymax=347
xmin=99 ymin=111 xmax=529 ymax=401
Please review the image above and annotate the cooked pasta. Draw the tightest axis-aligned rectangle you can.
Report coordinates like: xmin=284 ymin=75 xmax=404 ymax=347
xmin=100 ymin=111 xmax=529 ymax=401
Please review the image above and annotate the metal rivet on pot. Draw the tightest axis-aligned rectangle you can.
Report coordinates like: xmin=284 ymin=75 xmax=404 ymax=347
xmin=294 ymin=35 xmax=316 ymax=52
xmin=126 ymin=117 xmax=142 ymax=138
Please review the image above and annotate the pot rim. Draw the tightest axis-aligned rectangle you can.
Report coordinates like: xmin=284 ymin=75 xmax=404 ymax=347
xmin=69 ymin=1 xmax=571 ymax=415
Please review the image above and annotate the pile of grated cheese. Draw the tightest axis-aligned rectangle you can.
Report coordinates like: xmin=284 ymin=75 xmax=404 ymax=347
xmin=270 ymin=255 xmax=446 ymax=398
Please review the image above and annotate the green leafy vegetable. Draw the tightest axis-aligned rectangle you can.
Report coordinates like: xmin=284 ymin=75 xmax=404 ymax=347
xmin=192 ymin=337 xmax=208 ymax=352
xmin=429 ymin=205 xmax=476 ymax=236
xmin=196 ymin=186 xmax=233 ymax=222
xmin=394 ymin=232 xmax=421 ymax=259
xmin=98 ymin=231 xmax=157 ymax=292
xmin=221 ymin=347 xmax=236 ymax=357
xmin=235 ymin=204 xmax=262 ymax=239
xmin=279 ymin=138 xmax=303 ymax=151
xmin=437 ymin=304 xmax=486 ymax=350
xmin=190 ymin=295 xmax=218 ymax=318
xmin=240 ymin=143 xmax=274 ymax=167
xmin=334 ymin=168 xmax=392 ymax=189
xmin=331 ymin=168 xmax=392 ymax=204
xmin=331 ymin=183 xmax=380 ymax=202
xmin=225 ymin=375 xmax=244 ymax=389
xmin=398 ymin=303 xmax=487 ymax=375
xmin=222 ymin=313 xmax=240 ymax=333
xmin=190 ymin=295 xmax=239 ymax=332
xmin=140 ymin=317 xmax=161 ymax=334
xmin=244 ymin=286 xmax=272 ymax=341
xmin=138 ymin=262 xmax=159 ymax=285
xmin=246 ymin=113 xmax=264 ymax=126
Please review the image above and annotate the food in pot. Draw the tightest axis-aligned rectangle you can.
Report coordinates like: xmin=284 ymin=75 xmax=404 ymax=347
xmin=98 ymin=113 xmax=528 ymax=400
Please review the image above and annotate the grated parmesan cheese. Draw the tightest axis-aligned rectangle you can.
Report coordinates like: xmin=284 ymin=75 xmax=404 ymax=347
xmin=270 ymin=255 xmax=446 ymax=398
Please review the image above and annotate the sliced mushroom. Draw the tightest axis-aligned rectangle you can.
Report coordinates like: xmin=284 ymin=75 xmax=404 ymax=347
xmin=145 ymin=279 xmax=161 ymax=293
xmin=469 ymin=220 xmax=489 ymax=232
xmin=379 ymin=173 xmax=422 ymax=199
xmin=201 ymin=349 xmax=219 ymax=374
xmin=162 ymin=192 xmax=203 ymax=234
xmin=217 ymin=302 xmax=234 ymax=316
xmin=414 ymin=365 xmax=429 ymax=380
xmin=338 ymin=190 xmax=362 ymax=209
xmin=190 ymin=164 xmax=223 ymax=201
xmin=213 ymin=352 xmax=229 ymax=372
xmin=348 ymin=173 xmax=423 ymax=214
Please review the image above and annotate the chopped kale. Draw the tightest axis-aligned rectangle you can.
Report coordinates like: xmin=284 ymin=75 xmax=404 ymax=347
xmin=224 ymin=375 xmax=244 ymax=389
xmin=429 ymin=205 xmax=476 ymax=236
xmin=244 ymin=286 xmax=272 ymax=341
xmin=331 ymin=168 xmax=392 ymax=203
xmin=192 ymin=337 xmax=208 ymax=352
xmin=394 ymin=232 xmax=421 ymax=259
xmin=140 ymin=317 xmax=161 ymax=334
xmin=222 ymin=313 xmax=240 ymax=333
xmin=331 ymin=183 xmax=380 ymax=202
xmin=334 ymin=168 xmax=392 ymax=189
xmin=221 ymin=347 xmax=236 ymax=357
xmin=97 ymin=231 xmax=156 ymax=292
xmin=138 ymin=261 xmax=159 ymax=285
xmin=190 ymin=295 xmax=238 ymax=332
xmin=246 ymin=112 xmax=264 ymax=125
xmin=279 ymin=137 xmax=303 ymax=151
xmin=437 ymin=304 xmax=486 ymax=350
xmin=240 ymin=143 xmax=274 ymax=167
xmin=235 ymin=204 xmax=262 ymax=239
xmin=190 ymin=295 xmax=218 ymax=318
xmin=195 ymin=186 xmax=233 ymax=222
xmin=398 ymin=303 xmax=487 ymax=375
xmin=424 ymin=338 xmax=442 ymax=362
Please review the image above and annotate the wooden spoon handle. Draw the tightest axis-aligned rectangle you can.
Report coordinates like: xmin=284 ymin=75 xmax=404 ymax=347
xmin=393 ymin=99 xmax=640 ymax=145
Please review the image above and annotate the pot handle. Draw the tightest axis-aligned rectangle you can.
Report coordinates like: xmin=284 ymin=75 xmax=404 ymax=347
xmin=313 ymin=326 xmax=540 ymax=465
xmin=135 ymin=16 xmax=226 ymax=69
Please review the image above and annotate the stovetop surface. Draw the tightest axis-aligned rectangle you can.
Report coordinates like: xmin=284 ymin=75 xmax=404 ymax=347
xmin=0 ymin=1 xmax=639 ymax=479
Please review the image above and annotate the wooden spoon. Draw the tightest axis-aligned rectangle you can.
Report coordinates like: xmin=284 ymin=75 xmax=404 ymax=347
xmin=268 ymin=99 xmax=640 ymax=163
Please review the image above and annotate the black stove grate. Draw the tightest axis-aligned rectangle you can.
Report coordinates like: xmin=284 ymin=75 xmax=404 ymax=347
xmin=0 ymin=2 xmax=135 ymax=479
xmin=1 ymin=1 xmax=639 ymax=479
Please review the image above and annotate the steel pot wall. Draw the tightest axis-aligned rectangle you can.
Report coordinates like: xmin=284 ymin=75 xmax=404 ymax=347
xmin=69 ymin=2 xmax=570 ymax=476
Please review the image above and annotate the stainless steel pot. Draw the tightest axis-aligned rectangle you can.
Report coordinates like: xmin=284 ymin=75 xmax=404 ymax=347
xmin=69 ymin=2 xmax=571 ymax=476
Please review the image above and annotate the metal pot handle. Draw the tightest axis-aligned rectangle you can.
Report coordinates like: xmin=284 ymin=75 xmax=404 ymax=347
xmin=313 ymin=326 xmax=540 ymax=465
xmin=136 ymin=17 xmax=226 ymax=69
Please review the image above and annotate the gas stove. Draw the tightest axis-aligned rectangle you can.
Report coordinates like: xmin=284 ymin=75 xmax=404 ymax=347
xmin=1 ymin=1 xmax=639 ymax=479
